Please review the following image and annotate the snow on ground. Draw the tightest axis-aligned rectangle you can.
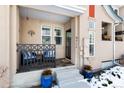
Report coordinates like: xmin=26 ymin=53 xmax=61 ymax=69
xmin=85 ymin=66 xmax=124 ymax=88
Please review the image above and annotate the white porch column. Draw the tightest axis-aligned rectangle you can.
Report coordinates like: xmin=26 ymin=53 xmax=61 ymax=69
xmin=9 ymin=5 xmax=19 ymax=87
xmin=0 ymin=5 xmax=10 ymax=87
xmin=71 ymin=16 xmax=80 ymax=67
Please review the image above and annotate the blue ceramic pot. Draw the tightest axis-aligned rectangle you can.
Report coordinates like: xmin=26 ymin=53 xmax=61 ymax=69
xmin=41 ymin=75 xmax=53 ymax=88
xmin=82 ymin=70 xmax=93 ymax=79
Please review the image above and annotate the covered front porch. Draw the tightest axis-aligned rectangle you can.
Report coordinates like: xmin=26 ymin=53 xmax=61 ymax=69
xmin=15 ymin=5 xmax=83 ymax=73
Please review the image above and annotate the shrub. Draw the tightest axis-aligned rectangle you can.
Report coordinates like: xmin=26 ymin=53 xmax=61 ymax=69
xmin=42 ymin=69 xmax=52 ymax=76
xmin=83 ymin=65 xmax=92 ymax=71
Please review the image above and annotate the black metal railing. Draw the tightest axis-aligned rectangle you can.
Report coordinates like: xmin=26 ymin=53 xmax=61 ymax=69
xmin=17 ymin=44 xmax=56 ymax=73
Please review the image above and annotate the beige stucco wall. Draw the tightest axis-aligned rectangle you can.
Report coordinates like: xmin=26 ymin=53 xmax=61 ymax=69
xmin=115 ymin=27 xmax=124 ymax=59
xmin=0 ymin=5 xmax=10 ymax=87
xmin=64 ymin=20 xmax=71 ymax=31
xmin=115 ymin=42 xmax=124 ymax=58
xmin=79 ymin=5 xmax=114 ymax=69
xmin=0 ymin=5 xmax=20 ymax=87
xmin=19 ymin=17 xmax=68 ymax=59
xmin=115 ymin=7 xmax=124 ymax=58
xmin=119 ymin=6 xmax=124 ymax=17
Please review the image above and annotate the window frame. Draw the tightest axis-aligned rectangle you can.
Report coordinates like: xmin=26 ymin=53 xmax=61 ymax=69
xmin=101 ymin=21 xmax=112 ymax=41
xmin=89 ymin=31 xmax=95 ymax=57
xmin=115 ymin=24 xmax=123 ymax=42
xmin=54 ymin=27 xmax=62 ymax=45
xmin=41 ymin=25 xmax=52 ymax=44
xmin=88 ymin=20 xmax=96 ymax=30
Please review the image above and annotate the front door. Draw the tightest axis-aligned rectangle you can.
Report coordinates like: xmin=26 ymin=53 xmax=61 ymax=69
xmin=66 ymin=29 xmax=71 ymax=59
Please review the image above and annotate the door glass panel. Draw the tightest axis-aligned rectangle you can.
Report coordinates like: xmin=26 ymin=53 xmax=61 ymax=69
xmin=66 ymin=30 xmax=71 ymax=59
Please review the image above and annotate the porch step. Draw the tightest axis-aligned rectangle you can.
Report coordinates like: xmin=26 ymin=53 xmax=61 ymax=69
xmin=11 ymin=65 xmax=76 ymax=88
xmin=11 ymin=70 xmax=42 ymax=88
xmin=55 ymin=67 xmax=91 ymax=88
xmin=53 ymin=65 xmax=76 ymax=71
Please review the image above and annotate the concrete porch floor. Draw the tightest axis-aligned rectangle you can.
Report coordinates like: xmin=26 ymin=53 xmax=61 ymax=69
xmin=56 ymin=58 xmax=73 ymax=67
xmin=17 ymin=58 xmax=73 ymax=73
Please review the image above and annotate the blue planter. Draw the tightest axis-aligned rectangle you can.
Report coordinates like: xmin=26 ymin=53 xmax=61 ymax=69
xmin=82 ymin=70 xmax=93 ymax=79
xmin=41 ymin=75 xmax=53 ymax=88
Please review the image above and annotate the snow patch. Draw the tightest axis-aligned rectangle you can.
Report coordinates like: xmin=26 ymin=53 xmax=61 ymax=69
xmin=85 ymin=66 xmax=124 ymax=88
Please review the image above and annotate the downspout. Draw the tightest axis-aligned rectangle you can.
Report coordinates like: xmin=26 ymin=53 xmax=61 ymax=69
xmin=103 ymin=5 xmax=123 ymax=66
xmin=113 ymin=23 xmax=120 ymax=65
xmin=107 ymin=5 xmax=123 ymax=65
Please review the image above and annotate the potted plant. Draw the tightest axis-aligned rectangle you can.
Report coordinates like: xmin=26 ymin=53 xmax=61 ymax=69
xmin=82 ymin=65 xmax=93 ymax=79
xmin=41 ymin=69 xmax=53 ymax=88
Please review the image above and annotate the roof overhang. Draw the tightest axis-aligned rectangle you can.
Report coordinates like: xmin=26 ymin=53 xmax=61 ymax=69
xmin=103 ymin=5 xmax=123 ymax=23
xmin=19 ymin=5 xmax=86 ymax=17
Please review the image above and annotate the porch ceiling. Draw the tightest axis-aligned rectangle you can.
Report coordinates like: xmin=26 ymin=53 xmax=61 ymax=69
xmin=19 ymin=5 xmax=85 ymax=17
xmin=19 ymin=6 xmax=71 ymax=23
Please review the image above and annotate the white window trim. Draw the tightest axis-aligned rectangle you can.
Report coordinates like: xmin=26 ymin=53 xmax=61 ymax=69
xmin=88 ymin=20 xmax=96 ymax=30
xmin=101 ymin=21 xmax=112 ymax=41
xmin=89 ymin=31 xmax=95 ymax=57
xmin=54 ymin=27 xmax=62 ymax=45
xmin=41 ymin=25 xmax=52 ymax=44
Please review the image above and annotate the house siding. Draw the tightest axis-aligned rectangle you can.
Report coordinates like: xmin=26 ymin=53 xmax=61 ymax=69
xmin=79 ymin=5 xmax=114 ymax=69
xmin=115 ymin=7 xmax=124 ymax=59
xmin=0 ymin=5 xmax=10 ymax=87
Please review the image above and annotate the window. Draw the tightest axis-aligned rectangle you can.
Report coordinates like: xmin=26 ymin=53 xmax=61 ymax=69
xmin=102 ymin=22 xmax=112 ymax=41
xmin=115 ymin=24 xmax=123 ymax=41
xmin=42 ymin=26 xmax=51 ymax=44
xmin=54 ymin=28 xmax=62 ymax=45
xmin=89 ymin=31 xmax=95 ymax=56
xmin=89 ymin=21 xmax=96 ymax=30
